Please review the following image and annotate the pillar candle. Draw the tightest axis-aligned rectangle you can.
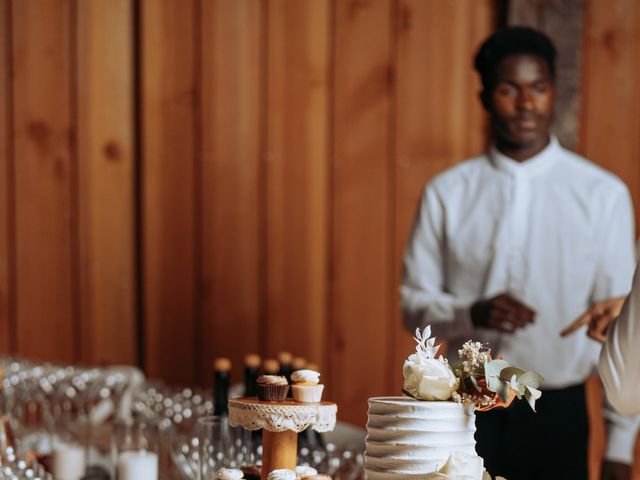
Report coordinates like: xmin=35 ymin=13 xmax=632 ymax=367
xmin=52 ymin=442 xmax=86 ymax=480
xmin=117 ymin=450 xmax=158 ymax=480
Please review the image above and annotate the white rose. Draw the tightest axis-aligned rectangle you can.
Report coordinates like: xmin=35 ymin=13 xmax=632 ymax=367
xmin=403 ymin=354 xmax=457 ymax=401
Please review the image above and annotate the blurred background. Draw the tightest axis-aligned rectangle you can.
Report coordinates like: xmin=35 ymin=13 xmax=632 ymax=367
xmin=1 ymin=0 xmax=640 ymax=476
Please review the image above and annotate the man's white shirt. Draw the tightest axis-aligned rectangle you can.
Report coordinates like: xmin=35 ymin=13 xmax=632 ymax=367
xmin=402 ymin=136 xmax=638 ymax=462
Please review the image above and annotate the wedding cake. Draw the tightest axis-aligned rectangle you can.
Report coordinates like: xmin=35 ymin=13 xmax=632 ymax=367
xmin=364 ymin=327 xmax=543 ymax=480
xmin=365 ymin=397 xmax=480 ymax=480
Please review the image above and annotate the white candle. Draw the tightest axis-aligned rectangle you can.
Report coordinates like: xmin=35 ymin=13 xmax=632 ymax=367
xmin=117 ymin=450 xmax=158 ymax=480
xmin=52 ymin=442 xmax=86 ymax=480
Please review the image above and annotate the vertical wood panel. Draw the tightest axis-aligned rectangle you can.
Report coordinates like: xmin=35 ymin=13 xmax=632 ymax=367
xmin=392 ymin=0 xmax=493 ymax=392
xmin=12 ymin=0 xmax=76 ymax=362
xmin=142 ymin=0 xmax=197 ymax=383
xmin=332 ymin=0 xmax=394 ymax=426
xmin=0 ymin=0 xmax=12 ymax=354
xmin=580 ymin=2 xmax=640 ymax=477
xmin=200 ymin=0 xmax=262 ymax=385
xmin=76 ymin=0 xmax=136 ymax=365
xmin=580 ymin=0 xmax=640 ymax=227
xmin=264 ymin=0 xmax=331 ymax=375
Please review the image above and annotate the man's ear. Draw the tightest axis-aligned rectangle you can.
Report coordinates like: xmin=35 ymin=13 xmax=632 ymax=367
xmin=479 ymin=89 xmax=491 ymax=112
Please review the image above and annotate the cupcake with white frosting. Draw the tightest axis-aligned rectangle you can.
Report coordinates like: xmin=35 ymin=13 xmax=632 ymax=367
xmin=267 ymin=469 xmax=297 ymax=480
xmin=257 ymin=375 xmax=289 ymax=401
xmin=216 ymin=468 xmax=244 ymax=480
xmin=295 ymin=466 xmax=318 ymax=479
xmin=291 ymin=369 xmax=324 ymax=403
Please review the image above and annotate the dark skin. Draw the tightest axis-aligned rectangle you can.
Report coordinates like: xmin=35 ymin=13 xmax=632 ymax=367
xmin=470 ymin=54 xmax=629 ymax=479
xmin=470 ymin=54 xmax=553 ymax=334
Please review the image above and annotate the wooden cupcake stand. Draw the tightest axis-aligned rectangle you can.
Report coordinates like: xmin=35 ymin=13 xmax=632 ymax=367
xmin=229 ymin=398 xmax=337 ymax=480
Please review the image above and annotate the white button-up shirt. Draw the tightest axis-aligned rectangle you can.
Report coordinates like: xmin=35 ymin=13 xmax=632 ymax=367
xmin=402 ymin=137 xmax=638 ymax=462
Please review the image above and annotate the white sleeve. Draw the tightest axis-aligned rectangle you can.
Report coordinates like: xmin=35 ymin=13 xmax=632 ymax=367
xmin=400 ymin=184 xmax=476 ymax=339
xmin=591 ymin=184 xmax=639 ymax=462
xmin=592 ymin=184 xmax=636 ymax=302
xmin=599 ymin=263 xmax=640 ymax=417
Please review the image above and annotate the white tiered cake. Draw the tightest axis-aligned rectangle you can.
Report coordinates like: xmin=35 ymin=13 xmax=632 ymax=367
xmin=364 ymin=396 xmax=482 ymax=480
xmin=362 ymin=326 xmax=542 ymax=480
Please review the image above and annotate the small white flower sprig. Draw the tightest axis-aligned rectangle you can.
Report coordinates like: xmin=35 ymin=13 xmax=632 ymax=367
xmin=413 ymin=325 xmax=440 ymax=359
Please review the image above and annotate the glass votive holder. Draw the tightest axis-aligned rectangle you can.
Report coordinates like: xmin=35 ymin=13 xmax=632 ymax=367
xmin=112 ymin=419 xmax=159 ymax=480
xmin=198 ymin=415 xmax=231 ymax=480
xmin=51 ymin=413 xmax=88 ymax=480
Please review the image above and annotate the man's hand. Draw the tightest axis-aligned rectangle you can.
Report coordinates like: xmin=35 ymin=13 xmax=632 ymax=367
xmin=470 ymin=293 xmax=535 ymax=333
xmin=601 ymin=460 xmax=631 ymax=480
xmin=560 ymin=296 xmax=626 ymax=343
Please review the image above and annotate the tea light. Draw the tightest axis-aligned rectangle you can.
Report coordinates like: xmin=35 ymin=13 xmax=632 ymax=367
xmin=52 ymin=442 xmax=86 ymax=480
xmin=117 ymin=450 xmax=158 ymax=480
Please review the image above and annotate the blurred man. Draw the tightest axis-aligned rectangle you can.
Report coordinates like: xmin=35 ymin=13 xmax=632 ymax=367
xmin=401 ymin=27 xmax=638 ymax=480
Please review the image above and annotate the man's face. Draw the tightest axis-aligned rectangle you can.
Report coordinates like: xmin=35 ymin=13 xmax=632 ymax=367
xmin=484 ymin=54 xmax=555 ymax=150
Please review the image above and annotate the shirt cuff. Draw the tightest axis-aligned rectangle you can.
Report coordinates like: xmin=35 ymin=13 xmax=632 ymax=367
xmin=605 ymin=423 xmax=637 ymax=464
xmin=452 ymin=301 xmax=475 ymax=338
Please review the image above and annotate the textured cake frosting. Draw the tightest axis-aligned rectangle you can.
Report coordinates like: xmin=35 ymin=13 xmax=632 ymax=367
xmin=365 ymin=396 xmax=481 ymax=480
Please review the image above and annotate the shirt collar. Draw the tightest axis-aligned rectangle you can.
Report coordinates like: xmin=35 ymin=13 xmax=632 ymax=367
xmin=489 ymin=135 xmax=560 ymax=178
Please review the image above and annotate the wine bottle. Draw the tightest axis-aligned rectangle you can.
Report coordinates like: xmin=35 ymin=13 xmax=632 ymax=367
xmin=212 ymin=358 xmax=231 ymax=416
xmin=262 ymin=358 xmax=280 ymax=375
xmin=278 ymin=352 xmax=293 ymax=397
xmin=292 ymin=357 xmax=307 ymax=372
xmin=244 ymin=354 xmax=261 ymax=397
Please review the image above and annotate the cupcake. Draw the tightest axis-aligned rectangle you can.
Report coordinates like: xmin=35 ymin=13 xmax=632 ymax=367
xmin=295 ymin=466 xmax=318 ymax=479
xmin=216 ymin=468 xmax=245 ymax=480
xmin=267 ymin=469 xmax=297 ymax=480
xmin=291 ymin=370 xmax=324 ymax=403
xmin=256 ymin=375 xmax=289 ymax=401
xmin=301 ymin=475 xmax=332 ymax=480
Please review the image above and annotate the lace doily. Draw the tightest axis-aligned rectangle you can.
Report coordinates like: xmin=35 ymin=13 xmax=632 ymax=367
xmin=228 ymin=398 xmax=337 ymax=433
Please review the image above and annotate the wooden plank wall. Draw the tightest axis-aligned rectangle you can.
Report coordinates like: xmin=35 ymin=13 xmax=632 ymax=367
xmin=580 ymin=1 xmax=640 ymax=478
xmin=0 ymin=0 xmax=13 ymax=354
xmin=3 ymin=4 xmax=640 ymax=467
xmin=2 ymin=0 xmax=136 ymax=365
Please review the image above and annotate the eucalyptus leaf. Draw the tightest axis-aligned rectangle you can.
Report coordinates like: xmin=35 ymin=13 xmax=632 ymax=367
xmin=495 ymin=379 xmax=511 ymax=402
xmin=517 ymin=371 xmax=544 ymax=389
xmin=499 ymin=366 xmax=527 ymax=381
xmin=485 ymin=359 xmax=511 ymax=393
xmin=524 ymin=386 xmax=542 ymax=411
xmin=484 ymin=359 xmax=511 ymax=377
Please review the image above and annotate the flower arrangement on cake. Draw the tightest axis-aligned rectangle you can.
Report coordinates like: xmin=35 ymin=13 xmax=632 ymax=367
xmin=402 ymin=326 xmax=543 ymax=412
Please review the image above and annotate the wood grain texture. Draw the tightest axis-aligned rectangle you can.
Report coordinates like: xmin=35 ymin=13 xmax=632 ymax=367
xmin=264 ymin=0 xmax=331 ymax=380
xmin=200 ymin=0 xmax=262 ymax=385
xmin=0 ymin=0 xmax=13 ymax=354
xmin=12 ymin=0 xmax=77 ymax=362
xmin=76 ymin=0 xmax=136 ymax=365
xmin=332 ymin=0 xmax=394 ymax=425
xmin=141 ymin=0 xmax=198 ymax=383
xmin=392 ymin=0 xmax=494 ymax=393
xmin=580 ymin=1 xmax=640 ymax=476
xmin=580 ymin=0 xmax=640 ymax=229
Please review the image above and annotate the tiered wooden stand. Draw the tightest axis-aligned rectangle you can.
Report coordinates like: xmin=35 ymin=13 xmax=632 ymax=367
xmin=229 ymin=398 xmax=337 ymax=480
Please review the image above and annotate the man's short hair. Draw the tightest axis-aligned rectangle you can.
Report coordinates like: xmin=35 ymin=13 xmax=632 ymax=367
xmin=474 ymin=26 xmax=557 ymax=90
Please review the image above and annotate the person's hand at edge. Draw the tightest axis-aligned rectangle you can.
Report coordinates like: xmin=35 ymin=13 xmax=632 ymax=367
xmin=560 ymin=296 xmax=626 ymax=343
